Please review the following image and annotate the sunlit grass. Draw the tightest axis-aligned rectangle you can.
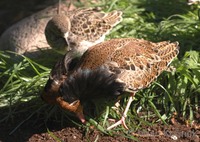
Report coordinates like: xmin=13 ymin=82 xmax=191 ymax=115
xmin=0 ymin=0 xmax=199 ymax=139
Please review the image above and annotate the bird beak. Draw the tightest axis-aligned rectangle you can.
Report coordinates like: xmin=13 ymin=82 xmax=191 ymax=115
xmin=74 ymin=102 xmax=85 ymax=123
xmin=69 ymin=100 xmax=86 ymax=123
xmin=64 ymin=32 xmax=71 ymax=50
xmin=64 ymin=32 xmax=69 ymax=40
xmin=56 ymin=97 xmax=86 ymax=123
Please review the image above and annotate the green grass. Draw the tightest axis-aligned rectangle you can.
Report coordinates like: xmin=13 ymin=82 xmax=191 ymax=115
xmin=0 ymin=0 xmax=200 ymax=139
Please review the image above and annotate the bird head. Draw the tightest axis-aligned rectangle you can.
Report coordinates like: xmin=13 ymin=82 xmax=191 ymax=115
xmin=41 ymin=76 xmax=85 ymax=123
xmin=56 ymin=97 xmax=86 ymax=123
xmin=50 ymin=14 xmax=71 ymax=37
xmin=45 ymin=14 xmax=71 ymax=52
xmin=56 ymin=66 xmax=125 ymax=123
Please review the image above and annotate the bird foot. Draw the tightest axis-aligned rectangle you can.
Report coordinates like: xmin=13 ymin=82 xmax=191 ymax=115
xmin=107 ymin=116 xmax=128 ymax=130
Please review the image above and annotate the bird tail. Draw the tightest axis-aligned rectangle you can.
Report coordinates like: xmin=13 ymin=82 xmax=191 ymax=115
xmin=157 ymin=41 xmax=179 ymax=64
xmin=154 ymin=41 xmax=179 ymax=74
xmin=103 ymin=10 xmax=123 ymax=27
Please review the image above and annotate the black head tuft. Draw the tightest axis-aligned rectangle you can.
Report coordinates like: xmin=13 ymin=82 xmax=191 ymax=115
xmin=59 ymin=66 xmax=125 ymax=104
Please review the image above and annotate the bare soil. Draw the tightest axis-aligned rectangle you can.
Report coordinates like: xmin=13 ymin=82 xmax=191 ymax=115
xmin=0 ymin=99 xmax=199 ymax=142
xmin=0 ymin=0 xmax=199 ymax=142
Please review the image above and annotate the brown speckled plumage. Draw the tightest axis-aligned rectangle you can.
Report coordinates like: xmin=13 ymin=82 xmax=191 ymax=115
xmin=45 ymin=8 xmax=123 ymax=54
xmin=75 ymin=38 xmax=179 ymax=92
xmin=42 ymin=38 xmax=179 ymax=129
xmin=68 ymin=8 xmax=122 ymax=41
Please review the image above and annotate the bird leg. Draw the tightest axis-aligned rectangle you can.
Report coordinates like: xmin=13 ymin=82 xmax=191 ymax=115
xmin=107 ymin=93 xmax=135 ymax=130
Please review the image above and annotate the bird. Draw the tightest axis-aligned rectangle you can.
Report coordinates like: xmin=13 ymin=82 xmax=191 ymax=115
xmin=42 ymin=8 xmax=122 ymax=121
xmin=0 ymin=3 xmax=69 ymax=56
xmin=42 ymin=38 xmax=179 ymax=130
xmin=44 ymin=8 xmax=123 ymax=55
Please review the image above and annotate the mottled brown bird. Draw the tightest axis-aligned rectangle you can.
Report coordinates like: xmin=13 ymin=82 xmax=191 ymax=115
xmin=43 ymin=38 xmax=179 ymax=129
xmin=45 ymin=8 xmax=123 ymax=54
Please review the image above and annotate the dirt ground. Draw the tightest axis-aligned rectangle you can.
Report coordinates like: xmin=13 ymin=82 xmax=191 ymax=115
xmin=0 ymin=0 xmax=200 ymax=142
xmin=0 ymin=100 xmax=199 ymax=142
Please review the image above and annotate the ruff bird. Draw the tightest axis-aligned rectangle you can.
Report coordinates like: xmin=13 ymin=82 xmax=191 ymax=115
xmin=43 ymin=38 xmax=179 ymax=129
xmin=45 ymin=8 xmax=122 ymax=55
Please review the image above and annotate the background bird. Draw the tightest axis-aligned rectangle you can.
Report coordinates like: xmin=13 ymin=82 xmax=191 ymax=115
xmin=42 ymin=38 xmax=179 ymax=129
xmin=0 ymin=3 xmax=69 ymax=56
xmin=45 ymin=8 xmax=123 ymax=55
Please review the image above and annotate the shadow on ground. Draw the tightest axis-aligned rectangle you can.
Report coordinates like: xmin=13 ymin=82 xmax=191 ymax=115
xmin=0 ymin=98 xmax=80 ymax=142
